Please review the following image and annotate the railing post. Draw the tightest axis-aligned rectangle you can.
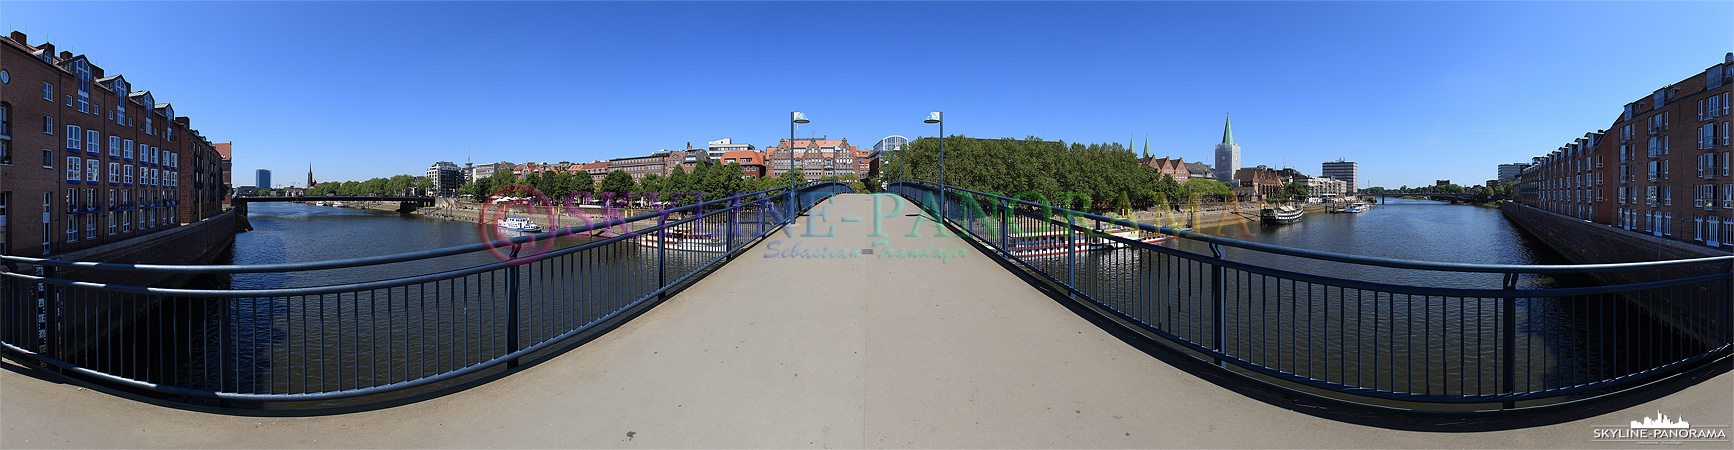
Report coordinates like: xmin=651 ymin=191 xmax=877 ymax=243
xmin=1066 ymin=213 xmax=1077 ymax=290
xmin=1502 ymin=272 xmax=1518 ymax=409
xmin=727 ymin=198 xmax=739 ymax=259
xmin=658 ymin=218 xmax=668 ymax=299
xmin=1211 ymin=243 xmax=1226 ymax=368
xmin=998 ymin=198 xmax=1010 ymax=254
xmin=220 ymin=293 xmax=234 ymax=392
xmin=506 ymin=247 xmax=522 ymax=369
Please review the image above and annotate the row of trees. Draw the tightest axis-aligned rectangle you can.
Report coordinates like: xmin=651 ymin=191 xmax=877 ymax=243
xmin=306 ymin=174 xmax=431 ymax=196
xmin=460 ymin=161 xmax=821 ymax=207
xmin=882 ymin=136 xmax=1237 ymax=210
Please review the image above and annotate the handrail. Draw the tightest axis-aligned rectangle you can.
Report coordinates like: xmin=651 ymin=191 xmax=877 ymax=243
xmin=0 ymin=182 xmax=840 ymax=274
xmin=893 ymin=180 xmax=1733 ymax=274
xmin=887 ymin=180 xmax=1732 ymax=411
xmin=0 ymin=180 xmax=856 ymax=410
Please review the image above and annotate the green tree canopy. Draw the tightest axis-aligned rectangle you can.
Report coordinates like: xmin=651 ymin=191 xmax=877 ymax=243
xmin=597 ymin=170 xmax=636 ymax=205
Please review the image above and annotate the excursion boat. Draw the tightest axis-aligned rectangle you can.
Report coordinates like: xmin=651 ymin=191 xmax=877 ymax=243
xmin=315 ymin=201 xmax=328 ymax=206
xmin=992 ymin=222 xmax=1176 ymax=258
xmin=497 ymin=217 xmax=543 ymax=232
xmin=1341 ymin=202 xmax=1371 ymax=213
xmin=1260 ymin=204 xmax=1304 ymax=225
xmin=331 ymin=201 xmax=346 ymax=207
xmin=635 ymin=230 xmax=728 ymax=253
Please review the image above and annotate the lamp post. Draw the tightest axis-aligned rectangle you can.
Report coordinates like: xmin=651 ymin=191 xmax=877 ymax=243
xmin=924 ymin=111 xmax=944 ymax=220
xmin=790 ymin=111 xmax=809 ymax=221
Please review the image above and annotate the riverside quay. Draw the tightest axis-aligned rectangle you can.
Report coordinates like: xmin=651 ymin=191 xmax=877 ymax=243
xmin=2 ymin=181 xmax=1729 ymax=448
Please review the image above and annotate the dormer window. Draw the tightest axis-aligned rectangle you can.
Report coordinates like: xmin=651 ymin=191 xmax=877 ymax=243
xmin=73 ymin=59 xmax=90 ymax=113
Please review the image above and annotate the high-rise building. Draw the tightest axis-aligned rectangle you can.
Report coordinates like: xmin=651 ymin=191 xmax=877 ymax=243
xmin=1496 ymin=163 xmax=1529 ymax=185
xmin=1213 ymin=113 xmax=1241 ymax=183
xmin=256 ymin=169 xmax=272 ymax=189
xmin=1322 ymin=159 xmax=1359 ymax=192
xmin=426 ymin=161 xmax=459 ymax=196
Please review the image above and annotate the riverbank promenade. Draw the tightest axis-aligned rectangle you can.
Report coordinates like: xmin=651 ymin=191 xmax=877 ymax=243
xmin=3 ymin=193 xmax=1729 ymax=448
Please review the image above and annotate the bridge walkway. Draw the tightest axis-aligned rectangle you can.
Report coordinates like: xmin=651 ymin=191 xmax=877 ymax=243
xmin=3 ymin=193 xmax=1729 ymax=448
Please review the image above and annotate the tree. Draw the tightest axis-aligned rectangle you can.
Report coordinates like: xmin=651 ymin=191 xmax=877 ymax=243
xmin=1183 ymin=177 xmax=1232 ymax=200
xmin=572 ymin=171 xmax=596 ymax=197
xmin=598 ymin=170 xmax=635 ymax=206
xmin=638 ymin=173 xmax=665 ymax=204
xmin=414 ymin=177 xmax=433 ymax=195
xmin=1151 ymin=174 xmax=1186 ymax=206
xmin=1282 ymin=181 xmax=1309 ymax=200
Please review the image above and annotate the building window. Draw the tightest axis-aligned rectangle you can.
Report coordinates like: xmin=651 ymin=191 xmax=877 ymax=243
xmin=124 ymin=165 xmax=133 ymax=185
xmin=66 ymin=156 xmax=82 ymax=182
xmin=65 ymin=125 xmax=85 ymax=150
xmin=86 ymin=159 xmax=98 ymax=184
xmin=109 ymin=162 xmax=119 ymax=184
xmin=42 ymin=82 xmax=52 ymax=101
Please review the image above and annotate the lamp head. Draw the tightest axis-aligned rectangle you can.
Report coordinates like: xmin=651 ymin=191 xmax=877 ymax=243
xmin=924 ymin=111 xmax=942 ymax=124
xmin=792 ymin=111 xmax=810 ymax=124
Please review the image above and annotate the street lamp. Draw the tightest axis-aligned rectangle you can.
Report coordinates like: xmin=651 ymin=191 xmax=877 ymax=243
xmin=924 ymin=111 xmax=944 ymax=220
xmin=790 ymin=111 xmax=809 ymax=221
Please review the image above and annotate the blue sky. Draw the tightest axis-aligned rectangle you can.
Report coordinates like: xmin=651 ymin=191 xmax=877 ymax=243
xmin=6 ymin=1 xmax=1730 ymax=189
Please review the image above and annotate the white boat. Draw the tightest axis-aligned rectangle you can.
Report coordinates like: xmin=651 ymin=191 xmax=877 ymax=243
xmin=315 ymin=201 xmax=328 ymax=206
xmin=497 ymin=217 xmax=543 ymax=232
xmin=635 ymin=230 xmax=727 ymax=253
xmin=1342 ymin=202 xmax=1371 ymax=213
xmin=332 ymin=201 xmax=346 ymax=207
xmin=992 ymin=223 xmax=1175 ymax=258
xmin=1261 ymin=204 xmax=1303 ymax=225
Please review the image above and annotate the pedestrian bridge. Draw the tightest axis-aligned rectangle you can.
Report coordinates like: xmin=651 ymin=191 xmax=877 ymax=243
xmin=2 ymin=181 xmax=1730 ymax=447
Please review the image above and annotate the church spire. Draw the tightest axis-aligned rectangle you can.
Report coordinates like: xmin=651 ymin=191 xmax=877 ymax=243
xmin=1221 ymin=112 xmax=1235 ymax=146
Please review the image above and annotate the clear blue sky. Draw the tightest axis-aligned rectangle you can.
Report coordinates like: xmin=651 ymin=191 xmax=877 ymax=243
xmin=6 ymin=1 xmax=1730 ymax=189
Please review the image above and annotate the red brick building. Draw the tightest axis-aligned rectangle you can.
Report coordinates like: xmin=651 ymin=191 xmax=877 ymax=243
xmin=1 ymin=31 xmax=226 ymax=257
xmin=768 ymin=137 xmax=857 ymax=179
xmin=1517 ymin=131 xmax=1604 ymax=223
xmin=1520 ymin=54 xmax=1733 ymax=249
xmin=1138 ymin=156 xmax=1190 ymax=183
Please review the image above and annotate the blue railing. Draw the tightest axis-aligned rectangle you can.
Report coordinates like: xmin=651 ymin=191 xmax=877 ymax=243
xmin=0 ymin=181 xmax=853 ymax=410
xmin=888 ymin=180 xmax=1732 ymax=411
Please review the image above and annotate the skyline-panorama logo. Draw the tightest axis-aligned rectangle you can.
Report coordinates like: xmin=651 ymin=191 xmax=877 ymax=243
xmin=1591 ymin=411 xmax=1728 ymax=445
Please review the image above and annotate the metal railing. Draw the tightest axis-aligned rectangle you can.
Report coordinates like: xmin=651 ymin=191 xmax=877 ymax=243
xmin=1 ymin=181 xmax=853 ymax=410
xmin=889 ymin=181 xmax=1732 ymax=411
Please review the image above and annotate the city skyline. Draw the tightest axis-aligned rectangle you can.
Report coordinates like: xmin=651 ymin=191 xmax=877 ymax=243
xmin=5 ymin=1 xmax=1729 ymax=188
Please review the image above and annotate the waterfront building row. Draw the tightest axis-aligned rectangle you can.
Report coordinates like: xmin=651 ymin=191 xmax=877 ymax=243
xmin=1 ymin=31 xmax=228 ymax=258
xmin=1517 ymin=53 xmax=1734 ymax=249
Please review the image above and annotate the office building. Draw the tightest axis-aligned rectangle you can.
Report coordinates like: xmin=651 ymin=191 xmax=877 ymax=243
xmin=1321 ymin=159 xmax=1358 ymax=192
xmin=256 ymin=169 xmax=271 ymax=189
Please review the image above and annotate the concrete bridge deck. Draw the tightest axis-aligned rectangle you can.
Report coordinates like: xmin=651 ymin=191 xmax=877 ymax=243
xmin=3 ymin=193 xmax=1729 ymax=448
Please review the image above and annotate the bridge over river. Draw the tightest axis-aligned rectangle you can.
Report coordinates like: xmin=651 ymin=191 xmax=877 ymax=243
xmin=3 ymin=181 xmax=1729 ymax=448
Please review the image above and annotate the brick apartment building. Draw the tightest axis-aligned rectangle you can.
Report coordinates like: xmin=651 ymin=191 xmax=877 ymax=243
xmin=1 ymin=31 xmax=227 ymax=257
xmin=1138 ymin=157 xmax=1190 ymax=183
xmin=1519 ymin=131 xmax=1605 ymax=222
xmin=1518 ymin=53 xmax=1732 ymax=249
xmin=768 ymin=137 xmax=857 ymax=179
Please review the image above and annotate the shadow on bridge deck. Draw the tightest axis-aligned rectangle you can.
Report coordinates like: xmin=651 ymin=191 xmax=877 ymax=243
xmin=3 ymin=193 xmax=1728 ymax=448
